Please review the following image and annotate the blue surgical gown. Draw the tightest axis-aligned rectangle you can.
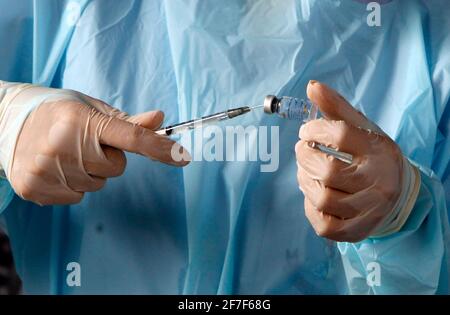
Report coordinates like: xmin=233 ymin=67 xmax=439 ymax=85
xmin=0 ymin=0 xmax=449 ymax=294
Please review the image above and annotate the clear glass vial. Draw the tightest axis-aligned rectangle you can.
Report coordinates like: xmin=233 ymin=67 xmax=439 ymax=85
xmin=263 ymin=95 xmax=319 ymax=122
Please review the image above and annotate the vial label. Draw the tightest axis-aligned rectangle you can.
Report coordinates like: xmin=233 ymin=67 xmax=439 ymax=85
xmin=278 ymin=97 xmax=319 ymax=122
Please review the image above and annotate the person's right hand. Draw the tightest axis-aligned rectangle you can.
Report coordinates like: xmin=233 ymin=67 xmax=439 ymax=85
xmin=8 ymin=90 xmax=190 ymax=206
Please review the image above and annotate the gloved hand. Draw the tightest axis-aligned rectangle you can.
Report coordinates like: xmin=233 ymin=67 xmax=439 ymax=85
xmin=296 ymin=81 xmax=420 ymax=242
xmin=0 ymin=82 xmax=190 ymax=206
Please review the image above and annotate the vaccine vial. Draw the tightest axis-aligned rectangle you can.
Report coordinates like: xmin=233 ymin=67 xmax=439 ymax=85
xmin=263 ymin=95 xmax=353 ymax=164
xmin=263 ymin=95 xmax=319 ymax=122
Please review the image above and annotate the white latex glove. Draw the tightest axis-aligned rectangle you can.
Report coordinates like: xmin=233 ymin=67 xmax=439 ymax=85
xmin=0 ymin=82 xmax=190 ymax=205
xmin=296 ymin=81 xmax=420 ymax=242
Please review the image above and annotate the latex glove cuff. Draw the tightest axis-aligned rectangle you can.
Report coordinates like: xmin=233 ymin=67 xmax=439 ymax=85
xmin=0 ymin=82 xmax=82 ymax=179
xmin=370 ymin=156 xmax=421 ymax=238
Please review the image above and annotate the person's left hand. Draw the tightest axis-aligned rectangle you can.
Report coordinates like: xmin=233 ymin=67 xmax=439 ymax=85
xmin=295 ymin=80 xmax=418 ymax=242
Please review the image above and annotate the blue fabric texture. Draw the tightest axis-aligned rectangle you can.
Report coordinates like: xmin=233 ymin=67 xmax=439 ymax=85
xmin=0 ymin=0 xmax=449 ymax=294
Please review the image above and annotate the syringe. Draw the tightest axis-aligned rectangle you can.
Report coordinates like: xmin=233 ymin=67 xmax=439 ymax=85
xmin=156 ymin=106 xmax=252 ymax=136
xmin=263 ymin=95 xmax=353 ymax=164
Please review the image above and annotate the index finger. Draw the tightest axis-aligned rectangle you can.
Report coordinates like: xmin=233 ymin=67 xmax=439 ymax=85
xmin=299 ymin=118 xmax=375 ymax=156
xmin=91 ymin=111 xmax=190 ymax=167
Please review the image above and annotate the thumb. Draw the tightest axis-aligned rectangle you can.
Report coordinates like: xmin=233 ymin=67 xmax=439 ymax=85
xmin=306 ymin=80 xmax=383 ymax=133
xmin=127 ymin=110 xmax=165 ymax=131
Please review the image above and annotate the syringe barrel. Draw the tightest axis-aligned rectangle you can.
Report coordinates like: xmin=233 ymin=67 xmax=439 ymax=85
xmin=264 ymin=95 xmax=319 ymax=122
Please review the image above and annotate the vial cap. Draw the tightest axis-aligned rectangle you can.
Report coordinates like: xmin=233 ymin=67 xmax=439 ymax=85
xmin=263 ymin=95 xmax=279 ymax=114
